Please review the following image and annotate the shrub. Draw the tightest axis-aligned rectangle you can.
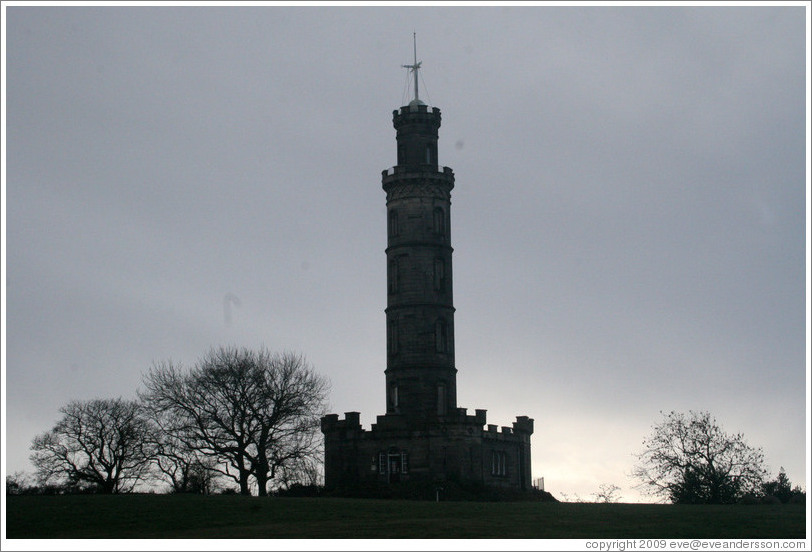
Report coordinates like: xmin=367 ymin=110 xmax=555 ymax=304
xmin=275 ymin=484 xmax=324 ymax=497
xmin=738 ymin=493 xmax=759 ymax=505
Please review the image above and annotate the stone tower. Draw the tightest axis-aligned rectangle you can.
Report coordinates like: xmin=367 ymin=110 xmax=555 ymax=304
xmin=383 ymin=99 xmax=457 ymax=423
xmin=321 ymin=47 xmax=534 ymax=496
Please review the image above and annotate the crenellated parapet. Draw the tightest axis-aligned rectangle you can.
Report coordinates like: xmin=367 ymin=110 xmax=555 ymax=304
xmin=321 ymin=412 xmax=364 ymax=435
xmin=513 ymin=416 xmax=534 ymax=436
xmin=442 ymin=407 xmax=488 ymax=426
xmin=392 ymin=104 xmax=442 ymax=130
xmin=483 ymin=415 xmax=534 ymax=440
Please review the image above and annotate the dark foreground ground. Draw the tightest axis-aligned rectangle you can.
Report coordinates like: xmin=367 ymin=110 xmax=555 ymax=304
xmin=5 ymin=494 xmax=807 ymax=539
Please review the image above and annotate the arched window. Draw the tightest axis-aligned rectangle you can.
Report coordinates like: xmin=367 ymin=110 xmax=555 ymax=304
xmin=435 ymin=319 xmax=448 ymax=353
xmin=425 ymin=144 xmax=432 ymax=164
xmin=491 ymin=451 xmax=507 ymax=476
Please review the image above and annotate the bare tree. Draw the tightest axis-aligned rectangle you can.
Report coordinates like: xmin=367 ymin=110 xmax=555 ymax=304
xmin=592 ymin=483 xmax=622 ymax=503
xmin=632 ymin=410 xmax=767 ymax=504
xmin=6 ymin=472 xmax=32 ymax=495
xmin=141 ymin=356 xmax=253 ymax=495
xmin=240 ymin=351 xmax=329 ymax=495
xmin=275 ymin=446 xmax=324 ymax=490
xmin=144 ymin=406 xmax=220 ymax=494
xmin=30 ymin=398 xmax=154 ymax=494
xmin=141 ymin=347 xmax=330 ymax=496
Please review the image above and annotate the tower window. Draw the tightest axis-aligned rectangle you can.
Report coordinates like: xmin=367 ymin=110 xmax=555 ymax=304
xmin=433 ymin=207 xmax=445 ymax=240
xmin=425 ymin=144 xmax=432 ymax=164
xmin=433 ymin=258 xmax=446 ymax=293
xmin=388 ymin=319 xmax=399 ymax=355
xmin=389 ymin=257 xmax=400 ymax=294
xmin=492 ymin=451 xmax=507 ymax=476
xmin=435 ymin=319 xmax=448 ymax=353
xmin=398 ymin=145 xmax=406 ymax=165
xmin=390 ymin=384 xmax=399 ymax=409
xmin=388 ymin=209 xmax=399 ymax=238
xmin=437 ymin=383 xmax=447 ymax=416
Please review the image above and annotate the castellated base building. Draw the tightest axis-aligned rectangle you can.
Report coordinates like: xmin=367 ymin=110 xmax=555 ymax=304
xmin=321 ymin=91 xmax=534 ymax=495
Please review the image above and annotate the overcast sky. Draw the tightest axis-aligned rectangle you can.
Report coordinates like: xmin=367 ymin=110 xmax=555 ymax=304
xmin=3 ymin=3 xmax=809 ymax=504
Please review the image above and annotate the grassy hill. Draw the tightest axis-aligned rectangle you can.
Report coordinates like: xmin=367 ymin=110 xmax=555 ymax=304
xmin=5 ymin=494 xmax=807 ymax=539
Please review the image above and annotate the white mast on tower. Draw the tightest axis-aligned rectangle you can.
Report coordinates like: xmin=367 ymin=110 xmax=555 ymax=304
xmin=402 ymin=32 xmax=422 ymax=103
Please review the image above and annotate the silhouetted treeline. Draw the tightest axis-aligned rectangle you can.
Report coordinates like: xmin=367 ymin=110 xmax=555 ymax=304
xmin=19 ymin=346 xmax=330 ymax=496
xmin=632 ymin=410 xmax=805 ymax=505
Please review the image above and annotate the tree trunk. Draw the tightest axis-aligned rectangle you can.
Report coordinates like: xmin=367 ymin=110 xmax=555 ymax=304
xmin=256 ymin=461 xmax=269 ymax=497
xmin=102 ymin=477 xmax=117 ymax=494
xmin=239 ymin=469 xmax=251 ymax=496
xmin=255 ymin=436 xmax=271 ymax=497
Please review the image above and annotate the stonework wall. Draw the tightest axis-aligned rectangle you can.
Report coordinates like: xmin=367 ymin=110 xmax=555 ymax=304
xmin=322 ymin=411 xmax=533 ymax=492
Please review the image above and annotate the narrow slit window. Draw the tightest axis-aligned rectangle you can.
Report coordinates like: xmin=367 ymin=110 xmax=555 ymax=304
xmin=433 ymin=207 xmax=445 ymax=239
xmin=391 ymin=384 xmax=399 ymax=409
xmin=388 ymin=319 xmax=399 ymax=355
xmin=435 ymin=319 xmax=448 ymax=353
xmin=388 ymin=209 xmax=399 ymax=238
xmin=434 ymin=258 xmax=445 ymax=293
xmin=389 ymin=257 xmax=399 ymax=294
xmin=437 ymin=383 xmax=447 ymax=416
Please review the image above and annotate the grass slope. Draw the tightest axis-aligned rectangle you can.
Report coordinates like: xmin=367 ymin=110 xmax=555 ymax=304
xmin=5 ymin=494 xmax=807 ymax=539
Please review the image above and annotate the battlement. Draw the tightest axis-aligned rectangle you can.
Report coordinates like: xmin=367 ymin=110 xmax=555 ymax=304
xmin=321 ymin=411 xmax=364 ymax=434
xmin=398 ymin=103 xmax=440 ymax=115
xmin=513 ymin=415 xmax=535 ymax=435
xmin=451 ymin=407 xmax=487 ymax=426
xmin=392 ymin=104 xmax=442 ymax=130
xmin=382 ymin=165 xmax=453 ymax=177
xmin=484 ymin=416 xmax=534 ymax=438
xmin=367 ymin=406 xmax=486 ymax=433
